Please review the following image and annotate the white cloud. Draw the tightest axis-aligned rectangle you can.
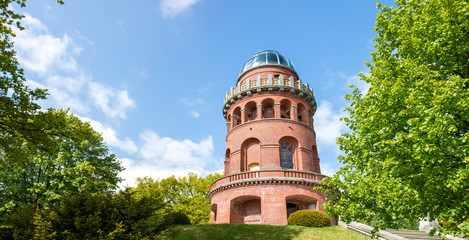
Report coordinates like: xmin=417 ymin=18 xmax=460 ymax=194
xmin=130 ymin=68 xmax=148 ymax=78
xmin=117 ymin=130 xmax=220 ymax=187
xmin=79 ymin=116 xmax=138 ymax=154
xmin=89 ymin=82 xmax=136 ymax=119
xmin=139 ymin=130 xmax=215 ymax=167
xmin=179 ymin=97 xmax=204 ymax=107
xmin=118 ymin=158 xmax=206 ymax=187
xmin=160 ymin=0 xmax=202 ymax=18
xmin=14 ymin=14 xmax=136 ymax=120
xmin=189 ymin=111 xmax=200 ymax=118
xmin=15 ymin=15 xmax=81 ymax=76
xmin=320 ymin=162 xmax=338 ymax=177
xmin=346 ymin=72 xmax=370 ymax=96
xmin=314 ymin=101 xmax=346 ymax=149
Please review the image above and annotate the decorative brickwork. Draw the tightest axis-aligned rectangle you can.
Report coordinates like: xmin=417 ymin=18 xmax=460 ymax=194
xmin=210 ymin=50 xmax=333 ymax=225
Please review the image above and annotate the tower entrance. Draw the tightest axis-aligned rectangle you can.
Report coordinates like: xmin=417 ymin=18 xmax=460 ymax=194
xmin=286 ymin=203 xmax=299 ymax=219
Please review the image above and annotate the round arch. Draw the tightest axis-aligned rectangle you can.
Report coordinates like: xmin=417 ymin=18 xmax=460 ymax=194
xmin=241 ymin=138 xmax=261 ymax=172
xmin=278 ymin=136 xmax=299 ymax=170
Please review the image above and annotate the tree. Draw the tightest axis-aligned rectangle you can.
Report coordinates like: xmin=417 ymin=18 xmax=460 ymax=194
xmin=1 ymin=0 xmax=64 ymax=161
xmin=0 ymin=109 xmax=123 ymax=225
xmin=5 ymin=189 xmax=165 ymax=240
xmin=320 ymin=0 xmax=468 ymax=237
xmin=133 ymin=172 xmax=223 ymax=225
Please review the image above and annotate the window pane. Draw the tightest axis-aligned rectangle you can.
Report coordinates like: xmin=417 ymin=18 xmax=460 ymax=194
xmin=289 ymin=60 xmax=296 ymax=71
xmin=279 ymin=54 xmax=288 ymax=65
xmin=287 ymin=148 xmax=293 ymax=169
xmin=267 ymin=52 xmax=278 ymax=63
xmin=244 ymin=57 xmax=255 ymax=71
xmin=283 ymin=142 xmax=290 ymax=147
xmin=281 ymin=148 xmax=287 ymax=169
xmin=252 ymin=53 xmax=266 ymax=68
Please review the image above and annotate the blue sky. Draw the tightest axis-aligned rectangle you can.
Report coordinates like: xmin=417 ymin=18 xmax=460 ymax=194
xmin=15 ymin=0 xmax=393 ymax=187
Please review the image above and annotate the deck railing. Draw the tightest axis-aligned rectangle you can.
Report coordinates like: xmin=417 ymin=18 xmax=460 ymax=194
xmin=210 ymin=169 xmax=326 ymax=192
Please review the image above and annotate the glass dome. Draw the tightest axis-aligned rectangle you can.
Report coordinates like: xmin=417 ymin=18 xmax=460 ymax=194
xmin=239 ymin=50 xmax=297 ymax=76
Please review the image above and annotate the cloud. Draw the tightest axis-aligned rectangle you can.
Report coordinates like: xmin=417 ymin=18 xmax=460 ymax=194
xmin=118 ymin=158 xmax=207 ymax=187
xmin=89 ymin=82 xmax=136 ymax=119
xmin=314 ymin=101 xmax=346 ymax=149
xmin=320 ymin=162 xmax=337 ymax=177
xmin=179 ymin=98 xmax=204 ymax=107
xmin=346 ymin=72 xmax=370 ymax=96
xmin=79 ymin=116 xmax=138 ymax=154
xmin=160 ymin=0 xmax=202 ymax=18
xmin=130 ymin=68 xmax=149 ymax=78
xmin=15 ymin=15 xmax=80 ymax=76
xmin=117 ymin=130 xmax=220 ymax=187
xmin=189 ymin=111 xmax=200 ymax=118
xmin=139 ymin=130 xmax=215 ymax=167
xmin=14 ymin=14 xmax=136 ymax=120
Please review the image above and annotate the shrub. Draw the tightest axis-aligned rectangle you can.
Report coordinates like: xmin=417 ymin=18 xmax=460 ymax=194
xmin=163 ymin=212 xmax=191 ymax=227
xmin=287 ymin=210 xmax=330 ymax=227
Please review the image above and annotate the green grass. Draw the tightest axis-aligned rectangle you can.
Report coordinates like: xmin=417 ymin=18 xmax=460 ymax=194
xmin=159 ymin=224 xmax=370 ymax=240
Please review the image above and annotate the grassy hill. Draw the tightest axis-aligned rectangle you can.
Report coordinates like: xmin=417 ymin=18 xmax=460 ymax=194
xmin=159 ymin=224 xmax=369 ymax=240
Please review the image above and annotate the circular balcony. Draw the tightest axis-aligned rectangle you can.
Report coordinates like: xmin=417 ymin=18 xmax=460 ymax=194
xmin=209 ymin=169 xmax=327 ymax=198
xmin=223 ymin=75 xmax=316 ymax=118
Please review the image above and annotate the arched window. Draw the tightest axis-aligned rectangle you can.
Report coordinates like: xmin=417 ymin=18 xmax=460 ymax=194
xmin=280 ymin=141 xmax=294 ymax=169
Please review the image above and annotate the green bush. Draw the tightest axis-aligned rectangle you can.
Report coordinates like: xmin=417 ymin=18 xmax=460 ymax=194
xmin=287 ymin=210 xmax=330 ymax=227
xmin=163 ymin=212 xmax=191 ymax=227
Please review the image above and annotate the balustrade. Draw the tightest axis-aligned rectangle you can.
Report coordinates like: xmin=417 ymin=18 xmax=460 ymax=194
xmin=210 ymin=170 xmax=326 ymax=192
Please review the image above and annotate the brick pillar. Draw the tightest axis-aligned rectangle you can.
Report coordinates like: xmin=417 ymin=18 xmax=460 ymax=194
xmin=274 ymin=103 xmax=281 ymax=118
xmin=231 ymin=115 xmax=237 ymax=128
xmin=297 ymin=148 xmax=314 ymax=172
xmin=227 ymin=122 xmax=231 ymax=132
xmin=261 ymin=144 xmax=281 ymax=169
xmin=262 ymin=188 xmax=287 ymax=224
xmin=224 ymin=160 xmax=230 ymax=175
xmin=216 ymin=198 xmax=231 ymax=223
xmin=256 ymin=104 xmax=263 ymax=119
xmin=230 ymin=150 xmax=242 ymax=173
xmin=290 ymin=106 xmax=298 ymax=120
xmin=241 ymin=109 xmax=247 ymax=123
xmin=303 ymin=112 xmax=310 ymax=126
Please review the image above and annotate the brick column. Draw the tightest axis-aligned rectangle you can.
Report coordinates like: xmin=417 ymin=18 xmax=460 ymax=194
xmin=241 ymin=109 xmax=247 ymax=123
xmin=216 ymin=198 xmax=231 ymax=223
xmin=262 ymin=188 xmax=287 ymax=224
xmin=230 ymin=150 xmax=242 ymax=174
xmin=261 ymin=144 xmax=281 ymax=169
xmin=256 ymin=104 xmax=263 ymax=119
xmin=274 ymin=103 xmax=281 ymax=118
xmin=290 ymin=106 xmax=298 ymax=120
xmin=231 ymin=115 xmax=237 ymax=128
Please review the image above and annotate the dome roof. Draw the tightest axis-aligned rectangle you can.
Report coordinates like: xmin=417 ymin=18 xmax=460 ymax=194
xmin=239 ymin=50 xmax=297 ymax=77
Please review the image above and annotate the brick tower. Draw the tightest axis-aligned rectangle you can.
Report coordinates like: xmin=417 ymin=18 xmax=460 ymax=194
xmin=209 ymin=50 xmax=329 ymax=225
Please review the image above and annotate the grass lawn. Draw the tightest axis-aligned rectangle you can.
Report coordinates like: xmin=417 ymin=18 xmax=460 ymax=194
xmin=160 ymin=224 xmax=370 ymax=240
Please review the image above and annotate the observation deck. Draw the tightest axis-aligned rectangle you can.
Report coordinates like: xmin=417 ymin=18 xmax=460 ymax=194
xmin=223 ymin=75 xmax=316 ymax=118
